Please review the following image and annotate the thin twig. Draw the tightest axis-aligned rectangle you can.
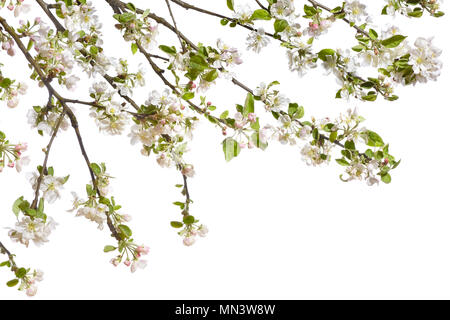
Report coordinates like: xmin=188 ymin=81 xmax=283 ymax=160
xmin=164 ymin=0 xmax=186 ymax=52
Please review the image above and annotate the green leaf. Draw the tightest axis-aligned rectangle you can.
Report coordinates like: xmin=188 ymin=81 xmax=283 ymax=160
xmin=303 ymin=5 xmax=317 ymax=16
xmin=183 ymin=215 xmax=195 ymax=225
xmin=90 ymin=163 xmax=102 ymax=176
xmin=15 ymin=268 xmax=27 ymax=279
xmin=131 ymin=43 xmax=138 ymax=55
xmin=170 ymin=221 xmax=184 ymax=228
xmin=0 ymin=78 xmax=12 ymax=89
xmin=12 ymin=197 xmax=24 ymax=218
xmin=202 ymin=69 xmax=219 ymax=82
xmin=182 ymin=92 xmax=195 ymax=100
xmin=6 ymin=279 xmax=19 ymax=287
xmin=251 ymin=9 xmax=271 ymax=20
xmin=381 ymin=173 xmax=392 ymax=184
xmin=329 ymin=131 xmax=338 ymax=143
xmin=226 ymin=0 xmax=234 ymax=11
xmin=222 ymin=138 xmax=241 ymax=162
xmin=366 ymin=130 xmax=384 ymax=147
xmin=220 ymin=110 xmax=229 ymax=119
xmin=274 ymin=19 xmax=289 ymax=33
xmin=159 ymin=45 xmax=177 ymax=56
xmin=103 ymin=245 xmax=117 ymax=253
xmin=336 ymin=158 xmax=350 ymax=166
xmin=243 ymin=93 xmax=255 ymax=116
xmin=118 ymin=225 xmax=132 ymax=238
xmin=381 ymin=35 xmax=407 ymax=48
xmin=317 ymin=49 xmax=335 ymax=61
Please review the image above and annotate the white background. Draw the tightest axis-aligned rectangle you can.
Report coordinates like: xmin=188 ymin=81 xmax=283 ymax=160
xmin=0 ymin=0 xmax=449 ymax=299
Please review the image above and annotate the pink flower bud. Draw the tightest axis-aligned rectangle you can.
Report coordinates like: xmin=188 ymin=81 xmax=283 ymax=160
xmin=110 ymin=258 xmax=120 ymax=267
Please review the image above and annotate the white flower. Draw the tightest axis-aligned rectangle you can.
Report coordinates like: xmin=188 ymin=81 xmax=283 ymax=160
xmin=65 ymin=75 xmax=80 ymax=91
xmin=76 ymin=204 xmax=107 ymax=230
xmin=15 ymin=156 xmax=30 ymax=173
xmin=246 ymin=28 xmax=270 ymax=53
xmin=183 ymin=236 xmax=196 ymax=246
xmin=301 ymin=142 xmax=332 ymax=167
xmin=8 ymin=216 xmax=57 ymax=247
xmin=270 ymin=0 xmax=295 ymax=19
xmin=286 ymin=41 xmax=317 ymax=76
xmin=130 ymin=259 xmax=147 ymax=273
xmin=198 ymin=225 xmax=209 ymax=237
xmin=344 ymin=0 xmax=368 ymax=23
xmin=181 ymin=164 xmax=195 ymax=178
xmin=409 ymin=37 xmax=442 ymax=83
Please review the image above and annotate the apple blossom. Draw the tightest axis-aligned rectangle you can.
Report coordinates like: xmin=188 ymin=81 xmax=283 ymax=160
xmin=0 ymin=0 xmax=444 ymax=296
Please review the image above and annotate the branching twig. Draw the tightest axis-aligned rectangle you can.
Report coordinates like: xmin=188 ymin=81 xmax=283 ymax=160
xmin=164 ymin=0 xmax=186 ymax=52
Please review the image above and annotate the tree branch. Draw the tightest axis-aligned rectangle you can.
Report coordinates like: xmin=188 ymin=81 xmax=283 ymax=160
xmin=0 ymin=16 xmax=122 ymax=242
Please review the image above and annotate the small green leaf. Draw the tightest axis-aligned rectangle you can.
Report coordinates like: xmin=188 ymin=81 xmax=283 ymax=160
xmin=12 ymin=197 xmax=24 ymax=217
xmin=182 ymin=92 xmax=195 ymax=100
xmin=104 ymin=245 xmax=117 ymax=253
xmin=6 ymin=279 xmax=19 ymax=287
xmin=131 ymin=43 xmax=138 ymax=54
xmin=381 ymin=35 xmax=407 ymax=48
xmin=274 ymin=19 xmax=289 ymax=33
xmin=170 ymin=221 xmax=184 ymax=228
xmin=381 ymin=173 xmax=392 ymax=184
xmin=251 ymin=9 xmax=271 ymax=20
xmin=226 ymin=0 xmax=234 ymax=11
xmin=222 ymin=138 xmax=241 ymax=162
xmin=118 ymin=225 xmax=132 ymax=238
xmin=183 ymin=215 xmax=195 ymax=225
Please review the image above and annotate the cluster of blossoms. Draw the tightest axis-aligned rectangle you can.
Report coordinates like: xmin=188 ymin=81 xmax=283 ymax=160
xmin=0 ymin=249 xmax=44 ymax=297
xmin=57 ymin=0 xmax=112 ymax=77
xmin=179 ymin=223 xmax=208 ymax=247
xmin=383 ymin=0 xmax=444 ymax=18
xmin=113 ymin=7 xmax=158 ymax=50
xmin=8 ymin=215 xmax=57 ymax=247
xmin=68 ymin=162 xmax=148 ymax=271
xmin=0 ymin=70 xmax=28 ymax=108
xmin=252 ymin=81 xmax=399 ymax=185
xmin=29 ymin=167 xmax=69 ymax=204
xmin=0 ymin=0 xmax=30 ymax=17
xmin=27 ymin=104 xmax=70 ymax=135
xmin=227 ymin=0 xmax=443 ymax=103
xmin=8 ymin=166 xmax=67 ymax=247
xmin=89 ymin=81 xmax=129 ymax=135
xmin=109 ymin=244 xmax=149 ymax=273
xmin=171 ymin=181 xmax=209 ymax=247
xmin=0 ymin=131 xmax=29 ymax=172
xmin=129 ymin=89 xmax=198 ymax=168
xmin=68 ymin=163 xmax=114 ymax=230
